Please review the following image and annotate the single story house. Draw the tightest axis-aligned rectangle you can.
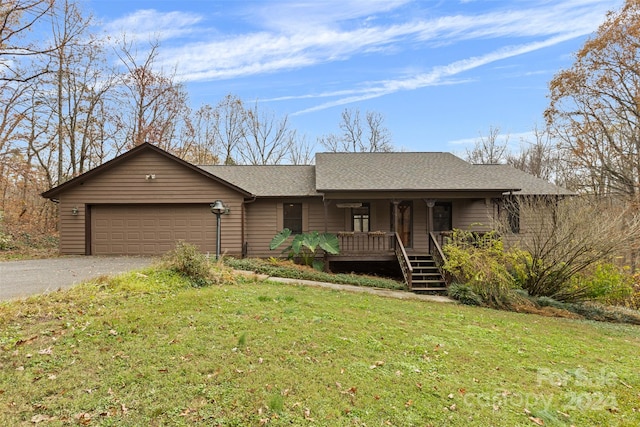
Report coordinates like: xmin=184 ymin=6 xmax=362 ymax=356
xmin=42 ymin=143 xmax=572 ymax=290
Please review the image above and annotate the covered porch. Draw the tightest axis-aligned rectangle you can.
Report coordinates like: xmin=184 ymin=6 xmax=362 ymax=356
xmin=321 ymin=196 xmax=491 ymax=291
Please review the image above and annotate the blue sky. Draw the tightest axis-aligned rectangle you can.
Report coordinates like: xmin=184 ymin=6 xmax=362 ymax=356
xmin=86 ymin=0 xmax=622 ymax=154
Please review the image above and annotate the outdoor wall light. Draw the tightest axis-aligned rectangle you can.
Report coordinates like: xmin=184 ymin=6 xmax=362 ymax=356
xmin=425 ymin=199 xmax=436 ymax=208
xmin=210 ymin=200 xmax=227 ymax=260
xmin=71 ymin=206 xmax=79 ymax=216
xmin=145 ymin=174 xmax=156 ymax=180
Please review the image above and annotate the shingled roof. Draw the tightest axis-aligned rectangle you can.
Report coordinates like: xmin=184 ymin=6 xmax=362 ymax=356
xmin=315 ymin=152 xmax=521 ymax=192
xmin=476 ymin=164 xmax=574 ymax=196
xmin=198 ymin=152 xmax=572 ymax=197
xmin=198 ymin=165 xmax=318 ymax=197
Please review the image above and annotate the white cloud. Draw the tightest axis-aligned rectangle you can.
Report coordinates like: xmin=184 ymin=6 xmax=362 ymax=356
xmin=147 ymin=0 xmax=616 ymax=84
xmin=99 ymin=0 xmax=620 ymax=107
xmin=290 ymin=31 xmax=586 ymax=115
xmin=103 ymin=9 xmax=203 ymax=43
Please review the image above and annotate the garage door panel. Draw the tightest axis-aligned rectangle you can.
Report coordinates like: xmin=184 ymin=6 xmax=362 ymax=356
xmin=142 ymin=231 xmax=156 ymax=240
xmin=92 ymin=204 xmax=215 ymax=255
xmin=158 ymin=231 xmax=172 ymax=240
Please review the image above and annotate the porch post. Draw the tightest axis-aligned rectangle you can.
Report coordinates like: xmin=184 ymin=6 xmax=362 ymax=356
xmin=425 ymin=199 xmax=436 ymax=253
xmin=392 ymin=200 xmax=399 ymax=234
xmin=425 ymin=199 xmax=436 ymax=234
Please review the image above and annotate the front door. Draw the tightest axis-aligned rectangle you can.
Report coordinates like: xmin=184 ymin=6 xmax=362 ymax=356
xmin=391 ymin=201 xmax=413 ymax=248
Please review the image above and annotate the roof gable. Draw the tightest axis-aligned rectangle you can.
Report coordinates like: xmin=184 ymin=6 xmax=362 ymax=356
xmin=41 ymin=143 xmax=251 ymax=199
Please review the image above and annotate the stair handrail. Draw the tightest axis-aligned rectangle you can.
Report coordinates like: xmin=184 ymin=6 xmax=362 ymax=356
xmin=394 ymin=232 xmax=413 ymax=290
xmin=429 ymin=232 xmax=450 ymax=285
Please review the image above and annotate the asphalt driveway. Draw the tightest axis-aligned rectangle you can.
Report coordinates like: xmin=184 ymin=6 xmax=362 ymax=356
xmin=0 ymin=256 xmax=156 ymax=301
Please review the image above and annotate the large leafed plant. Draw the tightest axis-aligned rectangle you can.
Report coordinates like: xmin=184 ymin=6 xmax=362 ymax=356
xmin=269 ymin=229 xmax=340 ymax=270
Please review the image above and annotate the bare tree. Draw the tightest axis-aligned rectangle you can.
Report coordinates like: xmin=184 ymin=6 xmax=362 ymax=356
xmin=0 ymin=0 xmax=56 ymax=82
xmin=46 ymin=0 xmax=115 ymax=182
xmin=287 ymin=131 xmax=315 ymax=165
xmin=238 ymin=101 xmax=293 ymax=165
xmin=319 ymin=108 xmax=394 ymax=152
xmin=365 ymin=110 xmax=393 ymax=152
xmin=115 ymin=38 xmax=190 ymax=153
xmin=179 ymin=103 xmax=220 ymax=165
xmin=506 ymin=126 xmax=561 ymax=183
xmin=465 ymin=125 xmax=508 ymax=164
xmin=212 ymin=94 xmax=245 ymax=165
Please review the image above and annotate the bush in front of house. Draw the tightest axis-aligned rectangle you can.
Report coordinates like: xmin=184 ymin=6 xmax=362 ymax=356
xmin=442 ymin=229 xmax=521 ymax=308
xmin=162 ymin=241 xmax=235 ymax=287
xmin=568 ymin=262 xmax=635 ymax=306
xmin=442 ymin=228 xmax=640 ymax=323
xmin=447 ymin=283 xmax=483 ymax=306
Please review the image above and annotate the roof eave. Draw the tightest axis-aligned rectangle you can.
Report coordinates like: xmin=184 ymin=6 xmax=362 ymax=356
xmin=317 ymin=187 xmax=522 ymax=193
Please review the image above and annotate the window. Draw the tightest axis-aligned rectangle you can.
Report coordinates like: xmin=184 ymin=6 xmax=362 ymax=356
xmin=352 ymin=203 xmax=370 ymax=232
xmin=283 ymin=203 xmax=303 ymax=234
xmin=506 ymin=198 xmax=520 ymax=234
xmin=433 ymin=202 xmax=452 ymax=231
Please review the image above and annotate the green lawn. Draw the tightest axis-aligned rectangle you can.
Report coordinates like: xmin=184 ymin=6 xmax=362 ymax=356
xmin=1 ymin=268 xmax=639 ymax=426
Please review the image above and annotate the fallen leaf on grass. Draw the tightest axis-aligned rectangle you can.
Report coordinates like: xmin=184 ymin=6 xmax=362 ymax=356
xmin=15 ymin=335 xmax=38 ymax=346
xmin=619 ymin=380 xmax=632 ymax=389
xmin=74 ymin=412 xmax=92 ymax=425
xmin=528 ymin=416 xmax=544 ymax=425
xmin=38 ymin=347 xmax=53 ymax=355
xmin=31 ymin=414 xmax=55 ymax=423
xmin=303 ymin=408 xmax=313 ymax=420
xmin=179 ymin=408 xmax=194 ymax=417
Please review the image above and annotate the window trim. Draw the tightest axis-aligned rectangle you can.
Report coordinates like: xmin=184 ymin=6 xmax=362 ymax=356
xmin=283 ymin=202 xmax=303 ymax=234
xmin=351 ymin=203 xmax=370 ymax=232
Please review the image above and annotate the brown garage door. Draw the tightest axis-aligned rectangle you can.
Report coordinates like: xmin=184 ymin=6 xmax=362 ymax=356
xmin=91 ymin=204 xmax=215 ymax=255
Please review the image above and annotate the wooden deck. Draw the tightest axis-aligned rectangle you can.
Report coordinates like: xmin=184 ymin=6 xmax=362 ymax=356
xmin=329 ymin=232 xmax=396 ymax=261
xmin=327 ymin=231 xmax=449 ymax=291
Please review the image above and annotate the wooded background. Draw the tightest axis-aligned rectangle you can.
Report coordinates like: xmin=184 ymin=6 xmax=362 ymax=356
xmin=2 ymin=0 xmax=640 ymax=248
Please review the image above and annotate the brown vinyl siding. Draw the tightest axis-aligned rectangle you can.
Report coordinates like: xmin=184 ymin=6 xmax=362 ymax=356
xmin=57 ymin=149 xmax=244 ymax=255
xmin=245 ymin=199 xmax=279 ymax=258
xmin=245 ymin=197 xmax=326 ymax=258
xmin=452 ymin=199 xmax=494 ymax=232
